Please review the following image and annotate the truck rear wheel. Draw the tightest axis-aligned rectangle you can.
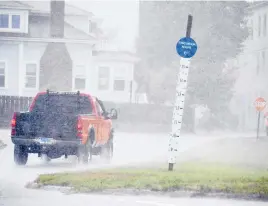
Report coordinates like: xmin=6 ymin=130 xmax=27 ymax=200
xmin=14 ymin=145 xmax=28 ymax=166
xmin=78 ymin=143 xmax=92 ymax=164
xmin=100 ymin=136 xmax=113 ymax=162
xmin=78 ymin=130 xmax=94 ymax=164
xmin=41 ymin=154 xmax=51 ymax=163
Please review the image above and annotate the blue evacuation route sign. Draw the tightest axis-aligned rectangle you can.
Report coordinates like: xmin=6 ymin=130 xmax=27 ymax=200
xmin=176 ymin=37 xmax=197 ymax=58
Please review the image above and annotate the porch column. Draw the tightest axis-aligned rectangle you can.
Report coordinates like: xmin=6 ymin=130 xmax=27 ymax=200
xmin=18 ymin=42 xmax=24 ymax=96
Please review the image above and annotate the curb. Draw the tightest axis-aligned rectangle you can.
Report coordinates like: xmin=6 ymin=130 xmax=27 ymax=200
xmin=26 ymin=183 xmax=268 ymax=202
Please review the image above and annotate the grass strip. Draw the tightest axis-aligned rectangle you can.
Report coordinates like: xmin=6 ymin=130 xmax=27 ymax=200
xmin=35 ymin=163 xmax=268 ymax=195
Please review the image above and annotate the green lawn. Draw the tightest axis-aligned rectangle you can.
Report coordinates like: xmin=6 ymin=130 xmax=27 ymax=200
xmin=36 ymin=163 xmax=268 ymax=195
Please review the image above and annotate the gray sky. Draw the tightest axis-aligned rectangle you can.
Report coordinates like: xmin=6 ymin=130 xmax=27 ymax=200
xmin=67 ymin=0 xmax=139 ymax=52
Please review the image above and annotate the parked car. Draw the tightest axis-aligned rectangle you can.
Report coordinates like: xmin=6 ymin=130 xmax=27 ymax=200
xmin=10 ymin=90 xmax=118 ymax=165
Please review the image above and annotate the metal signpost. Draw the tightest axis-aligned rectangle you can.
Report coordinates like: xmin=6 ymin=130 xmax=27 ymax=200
xmin=168 ymin=15 xmax=197 ymax=171
xmin=254 ymin=97 xmax=266 ymax=139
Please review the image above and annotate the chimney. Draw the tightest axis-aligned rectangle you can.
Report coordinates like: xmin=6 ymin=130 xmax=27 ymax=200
xmin=50 ymin=0 xmax=65 ymax=38
xmin=39 ymin=0 xmax=72 ymax=91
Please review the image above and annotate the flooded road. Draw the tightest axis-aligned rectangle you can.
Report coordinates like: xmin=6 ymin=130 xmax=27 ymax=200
xmin=0 ymin=129 xmax=267 ymax=206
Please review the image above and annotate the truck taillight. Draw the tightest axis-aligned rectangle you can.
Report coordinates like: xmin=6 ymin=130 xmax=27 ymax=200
xmin=11 ymin=113 xmax=17 ymax=136
xmin=77 ymin=116 xmax=83 ymax=139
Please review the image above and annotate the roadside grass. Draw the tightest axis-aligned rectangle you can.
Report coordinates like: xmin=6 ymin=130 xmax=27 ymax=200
xmin=35 ymin=162 xmax=268 ymax=195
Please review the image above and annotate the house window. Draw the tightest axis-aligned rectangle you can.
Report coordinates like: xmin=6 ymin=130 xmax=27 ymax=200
xmin=98 ymin=66 xmax=110 ymax=90
xmin=250 ymin=19 xmax=254 ymax=40
xmin=12 ymin=15 xmax=20 ymax=29
xmin=0 ymin=13 xmax=23 ymax=31
xmin=89 ymin=20 xmax=92 ymax=33
xmin=74 ymin=65 xmax=86 ymax=90
xmin=92 ymin=22 xmax=97 ymax=32
xmin=257 ymin=52 xmax=260 ymax=75
xmin=262 ymin=50 xmax=265 ymax=68
xmin=114 ymin=80 xmax=125 ymax=91
xmin=264 ymin=14 xmax=267 ymax=37
xmin=258 ymin=16 xmax=261 ymax=37
xmin=113 ymin=67 xmax=126 ymax=91
xmin=0 ymin=14 xmax=9 ymax=28
xmin=25 ymin=63 xmax=37 ymax=88
xmin=0 ymin=62 xmax=6 ymax=88
xmin=89 ymin=21 xmax=97 ymax=33
xmin=75 ymin=78 xmax=86 ymax=90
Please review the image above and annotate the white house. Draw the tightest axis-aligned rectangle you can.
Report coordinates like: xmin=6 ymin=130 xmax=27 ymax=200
xmin=0 ymin=0 xmax=139 ymax=103
xmin=232 ymin=1 xmax=268 ymax=131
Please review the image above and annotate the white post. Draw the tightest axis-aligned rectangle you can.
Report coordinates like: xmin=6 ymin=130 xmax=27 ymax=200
xmin=168 ymin=57 xmax=190 ymax=166
xmin=168 ymin=14 xmax=196 ymax=171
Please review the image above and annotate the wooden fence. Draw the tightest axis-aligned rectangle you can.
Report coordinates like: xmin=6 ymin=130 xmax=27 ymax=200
xmin=0 ymin=96 xmax=33 ymax=127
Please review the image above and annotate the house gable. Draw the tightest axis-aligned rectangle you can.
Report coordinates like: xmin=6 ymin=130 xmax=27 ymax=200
xmin=22 ymin=1 xmax=93 ymax=17
xmin=0 ymin=1 xmax=98 ymax=42
xmin=0 ymin=1 xmax=31 ymax=10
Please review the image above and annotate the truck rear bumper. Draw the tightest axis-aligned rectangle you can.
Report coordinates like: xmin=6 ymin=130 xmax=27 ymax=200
xmin=11 ymin=136 xmax=81 ymax=155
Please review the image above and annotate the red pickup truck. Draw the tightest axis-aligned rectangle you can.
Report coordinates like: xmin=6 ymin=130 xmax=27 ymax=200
xmin=11 ymin=90 xmax=118 ymax=165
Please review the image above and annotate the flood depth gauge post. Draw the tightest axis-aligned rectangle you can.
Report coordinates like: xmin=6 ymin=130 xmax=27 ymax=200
xmin=168 ymin=15 xmax=197 ymax=171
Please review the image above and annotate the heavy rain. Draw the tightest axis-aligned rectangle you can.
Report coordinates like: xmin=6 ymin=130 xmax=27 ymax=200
xmin=0 ymin=0 xmax=268 ymax=206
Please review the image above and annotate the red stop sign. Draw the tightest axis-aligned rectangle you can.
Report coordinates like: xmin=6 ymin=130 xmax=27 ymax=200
xmin=254 ymin=97 xmax=266 ymax=112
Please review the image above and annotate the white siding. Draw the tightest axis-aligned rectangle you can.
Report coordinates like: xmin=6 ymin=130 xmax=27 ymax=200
xmin=22 ymin=42 xmax=47 ymax=96
xmin=0 ymin=42 xmax=19 ymax=95
xmin=92 ymin=60 xmax=134 ymax=103
xmin=66 ymin=43 xmax=93 ymax=92
xmin=0 ymin=42 xmax=136 ymax=104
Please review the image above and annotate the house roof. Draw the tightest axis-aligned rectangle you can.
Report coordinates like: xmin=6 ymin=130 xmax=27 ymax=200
xmin=28 ymin=15 xmax=96 ymax=40
xmin=0 ymin=1 xmax=31 ymax=10
xmin=0 ymin=1 xmax=101 ymax=43
xmin=24 ymin=1 xmax=93 ymax=16
xmin=0 ymin=14 xmax=96 ymax=43
xmin=246 ymin=1 xmax=268 ymax=12
xmin=1 ymin=1 xmax=93 ymax=16
xmin=64 ymin=22 xmax=96 ymax=40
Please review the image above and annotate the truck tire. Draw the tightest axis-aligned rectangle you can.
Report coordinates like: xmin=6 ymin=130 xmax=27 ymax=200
xmin=41 ymin=154 xmax=51 ymax=163
xmin=109 ymin=130 xmax=114 ymax=159
xmin=100 ymin=133 xmax=113 ymax=162
xmin=78 ymin=129 xmax=94 ymax=164
xmin=78 ymin=142 xmax=92 ymax=164
xmin=14 ymin=145 xmax=28 ymax=166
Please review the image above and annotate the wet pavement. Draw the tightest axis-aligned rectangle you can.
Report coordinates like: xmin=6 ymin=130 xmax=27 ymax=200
xmin=0 ymin=129 xmax=267 ymax=206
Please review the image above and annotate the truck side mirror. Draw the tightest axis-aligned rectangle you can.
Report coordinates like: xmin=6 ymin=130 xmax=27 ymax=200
xmin=108 ymin=108 xmax=118 ymax=120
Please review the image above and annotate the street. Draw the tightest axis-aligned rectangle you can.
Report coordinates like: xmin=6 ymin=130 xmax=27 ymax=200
xmin=0 ymin=129 xmax=267 ymax=206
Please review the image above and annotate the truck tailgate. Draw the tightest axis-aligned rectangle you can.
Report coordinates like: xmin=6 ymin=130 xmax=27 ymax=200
xmin=15 ymin=111 xmax=77 ymax=140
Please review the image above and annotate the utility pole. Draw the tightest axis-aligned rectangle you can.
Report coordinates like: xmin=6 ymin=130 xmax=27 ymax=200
xmin=168 ymin=15 xmax=197 ymax=171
